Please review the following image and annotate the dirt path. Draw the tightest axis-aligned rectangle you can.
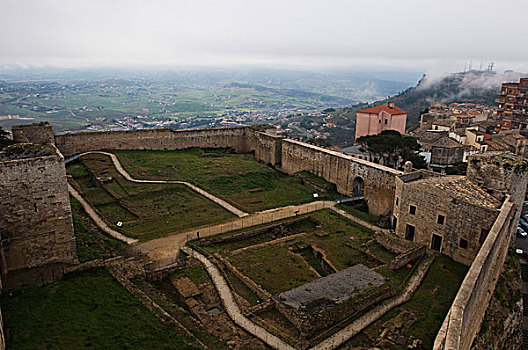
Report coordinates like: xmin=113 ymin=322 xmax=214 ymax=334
xmin=182 ymin=247 xmax=295 ymax=350
xmin=79 ymin=151 xmax=249 ymax=218
xmin=68 ymin=184 xmax=138 ymax=245
xmin=135 ymin=201 xmax=335 ymax=262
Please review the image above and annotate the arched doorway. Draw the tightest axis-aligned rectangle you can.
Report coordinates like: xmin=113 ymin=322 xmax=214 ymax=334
xmin=352 ymin=177 xmax=365 ymax=197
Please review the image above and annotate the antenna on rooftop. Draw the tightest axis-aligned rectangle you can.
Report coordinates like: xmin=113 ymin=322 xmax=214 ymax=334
xmin=468 ymin=60 xmax=472 ymax=72
xmin=487 ymin=62 xmax=494 ymax=72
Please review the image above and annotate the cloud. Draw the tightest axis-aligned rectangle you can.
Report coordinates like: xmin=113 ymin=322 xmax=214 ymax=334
xmin=1 ymin=0 xmax=528 ymax=70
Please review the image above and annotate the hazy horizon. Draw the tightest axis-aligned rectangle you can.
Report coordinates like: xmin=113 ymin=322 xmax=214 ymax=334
xmin=2 ymin=0 xmax=528 ymax=74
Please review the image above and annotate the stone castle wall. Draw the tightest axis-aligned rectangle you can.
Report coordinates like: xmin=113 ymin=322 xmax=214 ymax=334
xmin=467 ymin=152 xmax=528 ymax=204
xmin=12 ymin=122 xmax=55 ymax=145
xmin=253 ymin=131 xmax=283 ymax=166
xmin=51 ymin=126 xmax=402 ymax=216
xmin=280 ymin=139 xmax=401 ymax=216
xmin=434 ymin=197 xmax=518 ymax=350
xmin=0 ymin=146 xmax=78 ymax=289
xmin=54 ymin=127 xmax=253 ymax=158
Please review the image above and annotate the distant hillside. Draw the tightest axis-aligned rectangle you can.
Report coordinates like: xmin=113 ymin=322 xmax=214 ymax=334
xmin=226 ymin=82 xmax=356 ymax=106
xmin=285 ymin=70 xmax=527 ymax=147
xmin=385 ymin=70 xmax=527 ymax=127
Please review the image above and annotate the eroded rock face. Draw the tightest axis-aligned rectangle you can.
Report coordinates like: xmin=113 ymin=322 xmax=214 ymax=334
xmin=472 ymin=254 xmax=523 ymax=350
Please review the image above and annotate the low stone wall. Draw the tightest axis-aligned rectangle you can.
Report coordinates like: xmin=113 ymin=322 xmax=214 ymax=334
xmin=433 ymin=197 xmax=517 ymax=350
xmin=213 ymin=254 xmax=271 ymax=302
xmin=389 ymin=246 xmax=426 ymax=270
xmin=108 ymin=268 xmax=204 ymax=348
xmin=65 ymin=256 xmax=146 ymax=279
xmin=374 ymin=231 xmax=414 ymax=254
xmin=208 ymin=217 xmax=313 ymax=245
xmin=304 ymin=283 xmax=396 ymax=337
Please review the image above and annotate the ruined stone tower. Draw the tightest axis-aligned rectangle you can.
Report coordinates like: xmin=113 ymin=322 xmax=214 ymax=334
xmin=0 ymin=124 xmax=78 ymax=289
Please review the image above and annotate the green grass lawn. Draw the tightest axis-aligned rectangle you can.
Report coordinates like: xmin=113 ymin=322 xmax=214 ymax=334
xmin=2 ymin=269 xmax=196 ymax=350
xmin=67 ymin=154 xmax=234 ymax=241
xmin=213 ymin=210 xmax=385 ymax=295
xmin=112 ymin=149 xmax=319 ymax=212
xmin=226 ymin=244 xmax=318 ymax=295
xmin=71 ymin=198 xmax=124 ymax=262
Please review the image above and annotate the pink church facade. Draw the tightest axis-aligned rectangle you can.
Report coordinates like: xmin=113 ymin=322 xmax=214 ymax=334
xmin=354 ymin=103 xmax=407 ymax=141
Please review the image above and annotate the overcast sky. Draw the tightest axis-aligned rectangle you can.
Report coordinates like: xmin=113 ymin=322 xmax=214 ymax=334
xmin=2 ymin=0 xmax=528 ymax=72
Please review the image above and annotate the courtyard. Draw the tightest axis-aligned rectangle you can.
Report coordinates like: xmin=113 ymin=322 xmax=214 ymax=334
xmin=3 ymin=148 xmax=469 ymax=349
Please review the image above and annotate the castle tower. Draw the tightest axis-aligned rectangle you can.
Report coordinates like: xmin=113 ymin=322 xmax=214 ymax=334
xmin=12 ymin=122 xmax=55 ymax=145
xmin=0 ymin=138 xmax=77 ymax=289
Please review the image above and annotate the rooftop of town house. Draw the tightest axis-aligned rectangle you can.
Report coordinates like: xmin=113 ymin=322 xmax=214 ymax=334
xmin=357 ymin=104 xmax=406 ymax=115
xmin=412 ymin=129 xmax=448 ymax=144
xmin=452 ymin=128 xmax=467 ymax=136
xmin=432 ymin=119 xmax=456 ymax=127
xmin=431 ymin=136 xmax=464 ymax=149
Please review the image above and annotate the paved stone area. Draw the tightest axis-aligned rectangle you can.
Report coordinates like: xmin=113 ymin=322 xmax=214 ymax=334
xmin=278 ymin=264 xmax=386 ymax=312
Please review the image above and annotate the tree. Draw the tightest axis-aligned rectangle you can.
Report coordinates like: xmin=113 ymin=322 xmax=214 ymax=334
xmin=0 ymin=126 xmax=14 ymax=150
xmin=356 ymin=130 xmax=426 ymax=169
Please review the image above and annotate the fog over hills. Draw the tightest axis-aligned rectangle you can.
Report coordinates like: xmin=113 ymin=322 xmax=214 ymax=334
xmin=385 ymin=70 xmax=528 ymax=126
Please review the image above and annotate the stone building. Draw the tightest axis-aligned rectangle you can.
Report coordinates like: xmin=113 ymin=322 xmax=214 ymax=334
xmin=392 ymin=171 xmax=501 ymax=265
xmin=0 ymin=143 xmax=78 ymax=289
xmin=429 ymin=136 xmax=465 ymax=173
xmin=497 ymin=77 xmax=528 ymax=130
xmin=354 ymin=103 xmax=407 ymax=140
xmin=393 ymin=151 xmax=528 ymax=266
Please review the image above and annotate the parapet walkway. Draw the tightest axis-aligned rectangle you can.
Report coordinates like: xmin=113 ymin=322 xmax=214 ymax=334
xmin=75 ymin=151 xmax=248 ymax=218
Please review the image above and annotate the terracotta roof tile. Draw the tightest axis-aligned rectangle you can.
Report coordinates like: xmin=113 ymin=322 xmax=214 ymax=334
xmin=357 ymin=104 xmax=406 ymax=115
